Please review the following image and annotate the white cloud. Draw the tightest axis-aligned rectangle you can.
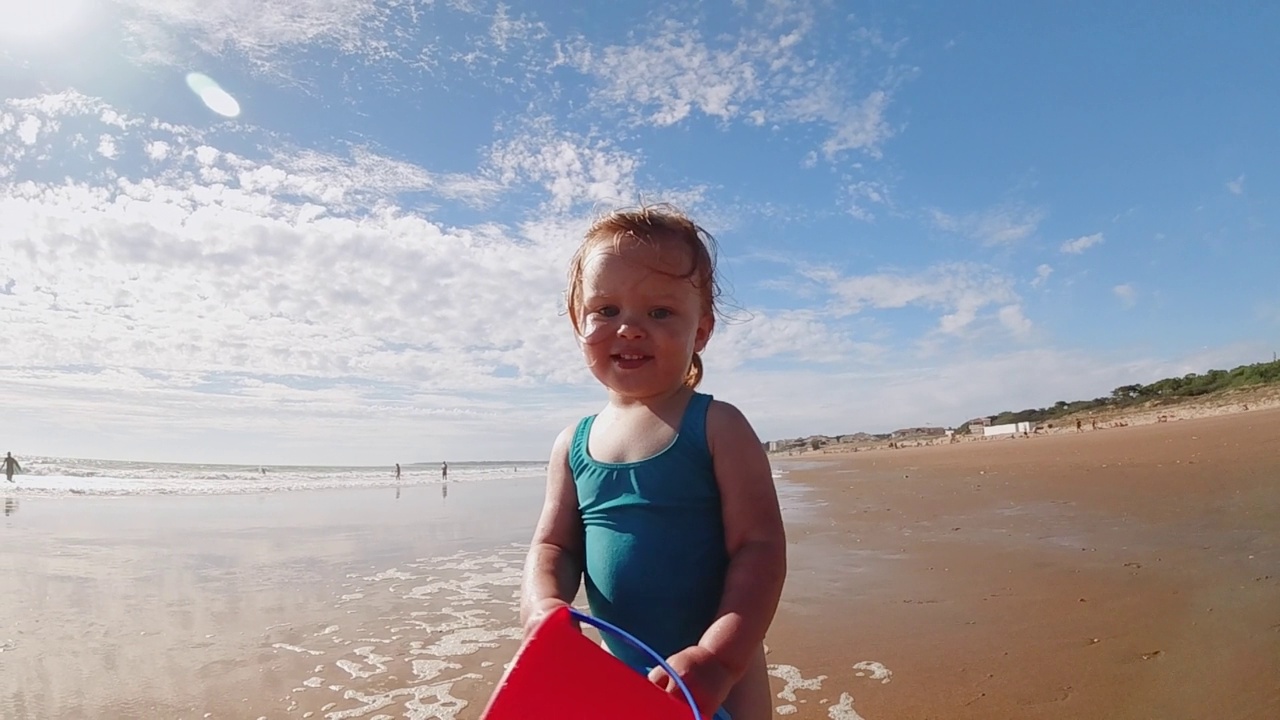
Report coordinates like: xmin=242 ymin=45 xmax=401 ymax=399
xmin=808 ymin=89 xmax=893 ymax=160
xmin=1031 ymin=264 xmax=1053 ymax=288
xmin=0 ymin=92 xmax=601 ymax=465
xmin=266 ymin=145 xmax=504 ymax=208
xmin=487 ymin=122 xmax=640 ymax=211
xmin=710 ymin=310 xmax=882 ymax=368
xmin=116 ymin=0 xmax=399 ymax=67
xmin=1060 ymin=232 xmax=1103 ymax=254
xmin=997 ymin=304 xmax=1033 ymax=336
xmin=1113 ymin=283 xmax=1137 ymax=308
xmin=194 ymin=145 xmax=219 ymax=166
xmin=97 ymin=134 xmax=120 ymax=159
xmin=1227 ymin=174 xmax=1245 ymax=195
xmin=813 ymin=263 xmax=1019 ymax=336
xmin=17 ymin=116 xmax=42 ymax=145
xmin=7 ymin=90 xmax=108 ymax=117
xmin=488 ymin=2 xmax=547 ymax=53
xmin=145 ymin=140 xmax=171 ymax=161
xmin=568 ymin=24 xmax=760 ymax=127
xmin=845 ymin=180 xmax=891 ymax=222
xmin=99 ymin=109 xmax=134 ymax=130
xmin=931 ymin=204 xmax=1045 ymax=246
xmin=568 ymin=8 xmax=900 ymax=160
xmin=112 ymin=0 xmax=557 ymax=93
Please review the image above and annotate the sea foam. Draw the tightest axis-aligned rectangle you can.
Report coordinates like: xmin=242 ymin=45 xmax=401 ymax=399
xmin=1 ymin=457 xmax=545 ymax=497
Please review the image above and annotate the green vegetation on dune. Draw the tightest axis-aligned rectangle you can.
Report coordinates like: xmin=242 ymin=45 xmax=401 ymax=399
xmin=976 ymin=359 xmax=1280 ymax=429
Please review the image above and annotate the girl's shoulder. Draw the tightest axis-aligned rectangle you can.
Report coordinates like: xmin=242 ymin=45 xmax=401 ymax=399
xmin=704 ymin=398 xmax=763 ymax=452
xmin=704 ymin=396 xmax=752 ymax=423
xmin=548 ymin=422 xmax=578 ymax=465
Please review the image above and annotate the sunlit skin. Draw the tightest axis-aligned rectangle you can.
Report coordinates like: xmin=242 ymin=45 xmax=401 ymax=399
xmin=575 ymin=239 xmax=713 ymax=416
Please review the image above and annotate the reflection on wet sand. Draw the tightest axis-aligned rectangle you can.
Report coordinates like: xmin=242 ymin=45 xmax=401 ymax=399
xmin=0 ymin=479 xmax=539 ymax=718
xmin=0 ymin=474 xmax=858 ymax=719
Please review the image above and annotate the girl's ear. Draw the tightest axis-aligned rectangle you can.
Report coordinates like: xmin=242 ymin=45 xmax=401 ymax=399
xmin=693 ymin=312 xmax=714 ymax=352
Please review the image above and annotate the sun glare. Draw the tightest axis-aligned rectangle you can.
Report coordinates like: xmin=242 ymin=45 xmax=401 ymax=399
xmin=185 ymin=72 xmax=242 ymax=118
xmin=0 ymin=0 xmax=86 ymax=44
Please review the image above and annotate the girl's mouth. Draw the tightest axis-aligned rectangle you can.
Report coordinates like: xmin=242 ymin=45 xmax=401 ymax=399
xmin=612 ymin=353 xmax=651 ymax=370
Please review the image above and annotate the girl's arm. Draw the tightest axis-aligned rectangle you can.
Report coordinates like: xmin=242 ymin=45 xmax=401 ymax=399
xmin=519 ymin=425 xmax=585 ymax=633
xmin=652 ymin=401 xmax=787 ymax=709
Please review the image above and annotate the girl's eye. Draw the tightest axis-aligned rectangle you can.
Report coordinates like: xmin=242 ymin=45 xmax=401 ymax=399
xmin=594 ymin=306 xmax=619 ymax=318
xmin=649 ymin=308 xmax=672 ymax=319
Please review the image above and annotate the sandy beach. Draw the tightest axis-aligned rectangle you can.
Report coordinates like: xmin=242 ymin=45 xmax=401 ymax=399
xmin=771 ymin=406 xmax=1280 ymax=720
xmin=2 ymin=408 xmax=1278 ymax=719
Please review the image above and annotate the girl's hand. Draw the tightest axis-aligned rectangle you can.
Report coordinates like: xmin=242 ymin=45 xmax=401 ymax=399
xmin=647 ymin=645 xmax=734 ymax=717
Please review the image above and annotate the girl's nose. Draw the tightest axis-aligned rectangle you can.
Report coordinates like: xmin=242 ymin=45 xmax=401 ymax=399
xmin=616 ymin=314 xmax=646 ymax=339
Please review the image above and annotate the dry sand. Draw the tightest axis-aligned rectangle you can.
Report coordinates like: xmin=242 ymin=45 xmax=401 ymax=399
xmin=1 ymin=408 xmax=1276 ymax=719
xmin=771 ymin=406 xmax=1280 ymax=719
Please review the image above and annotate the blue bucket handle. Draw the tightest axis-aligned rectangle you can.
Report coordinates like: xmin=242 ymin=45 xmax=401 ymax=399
xmin=568 ymin=608 xmax=702 ymax=720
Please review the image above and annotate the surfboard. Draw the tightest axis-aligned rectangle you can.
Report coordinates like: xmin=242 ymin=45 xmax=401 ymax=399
xmin=477 ymin=606 xmax=703 ymax=720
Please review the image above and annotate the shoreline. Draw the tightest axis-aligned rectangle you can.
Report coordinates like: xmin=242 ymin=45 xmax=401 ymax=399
xmin=2 ymin=409 xmax=1276 ymax=718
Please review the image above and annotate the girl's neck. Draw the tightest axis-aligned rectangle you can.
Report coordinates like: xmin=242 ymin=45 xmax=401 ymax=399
xmin=605 ymin=384 xmax=693 ymax=415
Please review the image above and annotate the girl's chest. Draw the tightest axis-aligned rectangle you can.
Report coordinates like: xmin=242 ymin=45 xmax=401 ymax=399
xmin=587 ymin=412 xmax=680 ymax=464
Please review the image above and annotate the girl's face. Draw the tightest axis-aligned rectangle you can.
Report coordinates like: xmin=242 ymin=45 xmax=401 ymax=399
xmin=575 ymin=238 xmax=713 ymax=401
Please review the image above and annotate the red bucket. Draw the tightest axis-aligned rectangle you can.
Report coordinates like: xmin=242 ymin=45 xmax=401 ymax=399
xmin=477 ymin=607 xmax=703 ymax=720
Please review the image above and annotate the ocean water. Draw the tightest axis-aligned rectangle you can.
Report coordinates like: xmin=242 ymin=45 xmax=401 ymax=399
xmin=0 ymin=456 xmax=546 ymax=497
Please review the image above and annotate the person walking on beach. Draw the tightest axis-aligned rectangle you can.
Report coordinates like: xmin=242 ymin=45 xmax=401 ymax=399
xmin=3 ymin=452 xmax=20 ymax=483
xmin=521 ymin=206 xmax=786 ymax=720
xmin=441 ymin=461 xmax=448 ymax=480
xmin=395 ymin=463 xmax=401 ymax=481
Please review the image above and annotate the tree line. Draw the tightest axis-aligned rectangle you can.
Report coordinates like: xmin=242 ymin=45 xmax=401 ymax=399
xmin=973 ymin=358 xmax=1280 ymax=429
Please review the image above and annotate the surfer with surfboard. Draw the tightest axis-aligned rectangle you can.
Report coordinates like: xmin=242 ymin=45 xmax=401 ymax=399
xmin=3 ymin=452 xmax=19 ymax=483
xmin=521 ymin=206 xmax=787 ymax=720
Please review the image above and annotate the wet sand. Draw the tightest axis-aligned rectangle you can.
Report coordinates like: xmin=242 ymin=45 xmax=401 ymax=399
xmin=2 ymin=408 xmax=1277 ymax=719
xmin=0 ymin=481 xmax=542 ymax=719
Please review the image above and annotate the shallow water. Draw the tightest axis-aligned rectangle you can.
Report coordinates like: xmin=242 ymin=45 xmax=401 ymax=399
xmin=2 ymin=456 xmax=545 ymax=497
xmin=1 ymin=474 xmax=873 ymax=719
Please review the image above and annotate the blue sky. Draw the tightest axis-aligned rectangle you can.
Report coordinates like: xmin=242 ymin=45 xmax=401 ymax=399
xmin=1 ymin=0 xmax=1276 ymax=465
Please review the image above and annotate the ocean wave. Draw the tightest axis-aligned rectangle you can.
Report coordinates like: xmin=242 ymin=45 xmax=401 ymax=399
xmin=2 ymin=457 xmax=545 ymax=498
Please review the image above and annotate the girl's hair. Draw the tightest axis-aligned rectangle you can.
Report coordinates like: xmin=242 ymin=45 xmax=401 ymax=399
xmin=567 ymin=204 xmax=721 ymax=389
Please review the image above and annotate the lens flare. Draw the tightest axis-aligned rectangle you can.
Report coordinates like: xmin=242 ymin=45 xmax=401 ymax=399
xmin=185 ymin=72 xmax=241 ymax=118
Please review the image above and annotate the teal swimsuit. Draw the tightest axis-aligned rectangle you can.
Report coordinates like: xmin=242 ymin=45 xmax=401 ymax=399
xmin=570 ymin=392 xmax=729 ymax=672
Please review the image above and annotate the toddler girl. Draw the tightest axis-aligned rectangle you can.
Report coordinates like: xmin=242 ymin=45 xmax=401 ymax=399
xmin=521 ymin=206 xmax=787 ymax=720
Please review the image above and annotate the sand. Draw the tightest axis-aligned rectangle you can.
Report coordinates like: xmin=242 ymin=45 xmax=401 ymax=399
xmin=770 ymin=406 xmax=1280 ymax=720
xmin=2 ymin=408 xmax=1277 ymax=719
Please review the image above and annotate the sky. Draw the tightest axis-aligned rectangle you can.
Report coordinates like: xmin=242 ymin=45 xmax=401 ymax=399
xmin=1 ymin=0 xmax=1277 ymax=465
